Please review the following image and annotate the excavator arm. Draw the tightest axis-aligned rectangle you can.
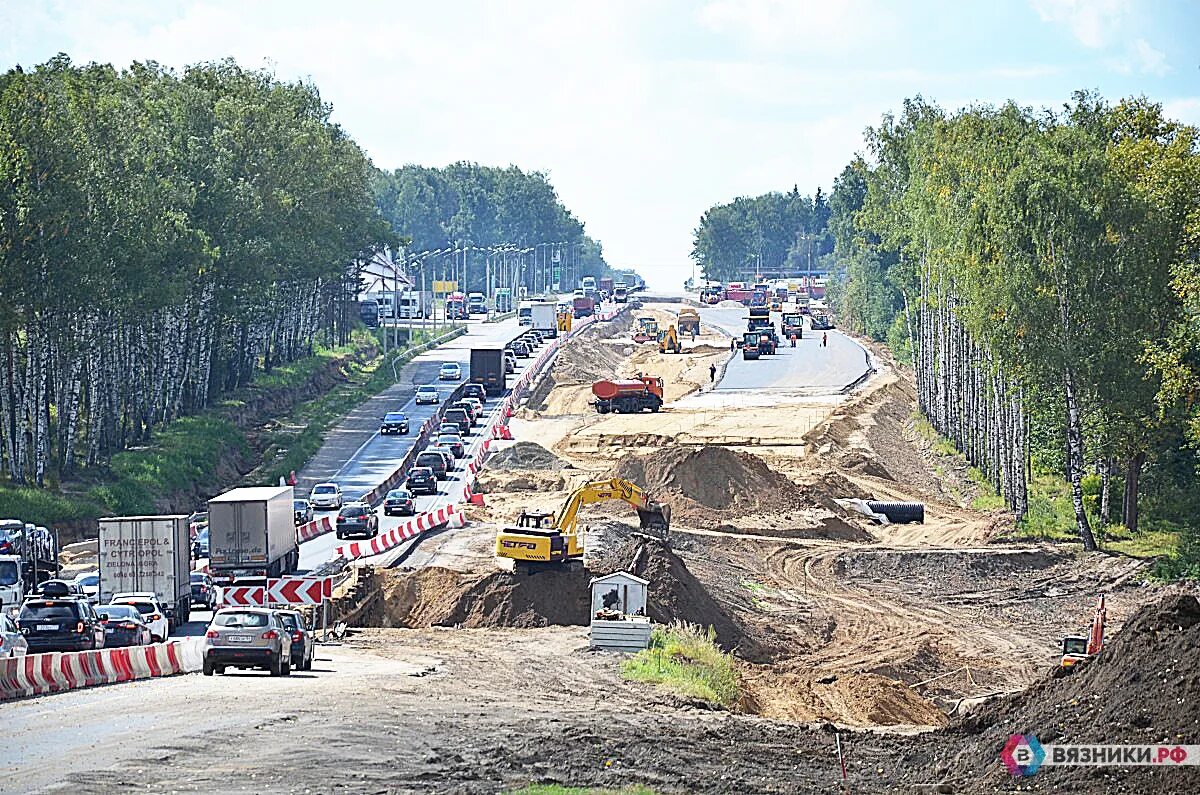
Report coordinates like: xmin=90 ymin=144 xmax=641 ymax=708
xmin=496 ymin=478 xmax=670 ymax=571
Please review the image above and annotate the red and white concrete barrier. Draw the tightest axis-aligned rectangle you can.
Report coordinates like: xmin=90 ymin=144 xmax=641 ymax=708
xmin=334 ymin=504 xmax=460 ymax=561
xmin=0 ymin=638 xmax=205 ymax=701
xmin=296 ymin=515 xmax=334 ymax=543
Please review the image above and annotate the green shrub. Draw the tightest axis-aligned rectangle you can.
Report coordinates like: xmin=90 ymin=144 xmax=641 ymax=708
xmin=621 ymin=623 xmax=739 ymax=708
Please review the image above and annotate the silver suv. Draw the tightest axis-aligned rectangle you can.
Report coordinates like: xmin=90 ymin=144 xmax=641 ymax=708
xmin=203 ymin=608 xmax=293 ymax=676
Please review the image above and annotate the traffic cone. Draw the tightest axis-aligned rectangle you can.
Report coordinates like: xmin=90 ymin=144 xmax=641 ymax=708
xmin=469 ymin=492 xmax=485 ymax=506
xmin=500 ymin=425 xmax=513 ymax=440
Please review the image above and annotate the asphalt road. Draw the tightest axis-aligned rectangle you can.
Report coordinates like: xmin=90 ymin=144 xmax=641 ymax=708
xmin=698 ymin=305 xmax=869 ymax=392
xmin=295 ymin=315 xmax=548 ymax=570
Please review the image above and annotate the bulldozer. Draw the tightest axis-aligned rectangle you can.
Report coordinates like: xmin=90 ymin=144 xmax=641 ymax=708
xmin=495 ymin=478 xmax=671 ymax=573
xmin=1061 ymin=594 xmax=1106 ymax=667
xmin=657 ymin=325 xmax=682 ymax=353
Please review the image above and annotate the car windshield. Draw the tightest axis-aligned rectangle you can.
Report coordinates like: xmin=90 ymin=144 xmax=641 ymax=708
xmin=214 ymin=611 xmax=269 ymax=629
xmin=294 ymin=500 xmax=308 ymax=510
xmin=75 ymin=574 xmax=99 ymax=587
xmin=313 ymin=485 xmax=336 ymax=494
xmin=114 ymin=600 xmax=156 ymax=615
xmin=340 ymin=506 xmax=366 ymax=517
xmin=410 ymin=468 xmax=432 ymax=478
xmin=19 ymin=603 xmax=78 ymax=620
xmin=418 ymin=386 xmax=436 ymax=393
xmin=438 ymin=436 xmax=459 ymax=444
xmin=190 ymin=573 xmax=208 ymax=583
xmin=441 ymin=364 xmax=456 ymax=370
xmin=97 ymin=605 xmax=138 ymax=621
xmin=384 ymin=412 xmax=405 ymax=421
xmin=387 ymin=490 xmax=411 ymax=499
xmin=196 ymin=528 xmax=209 ymax=540
xmin=0 ymin=560 xmax=18 ymax=586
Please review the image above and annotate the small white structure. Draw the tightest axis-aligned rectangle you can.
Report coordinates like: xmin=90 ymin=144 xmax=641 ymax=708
xmin=588 ymin=571 xmax=652 ymax=652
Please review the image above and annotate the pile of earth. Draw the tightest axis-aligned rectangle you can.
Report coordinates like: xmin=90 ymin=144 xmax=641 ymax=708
xmin=611 ymin=446 xmax=807 ymax=529
xmin=528 ymin=312 xmax=634 ymax=413
xmin=360 ymin=528 xmax=763 ymax=659
xmin=485 ymin=441 xmax=568 ymax=471
xmin=743 ymin=668 xmax=949 ymax=728
xmin=911 ymin=592 xmax=1200 ymax=792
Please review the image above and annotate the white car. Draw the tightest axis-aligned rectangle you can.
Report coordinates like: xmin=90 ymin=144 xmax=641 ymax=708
xmin=72 ymin=570 xmax=100 ymax=604
xmin=439 ymin=362 xmax=462 ymax=381
xmin=109 ymin=592 xmax=169 ymax=642
xmin=415 ymin=385 xmax=440 ymax=404
xmin=310 ymin=483 xmax=343 ymax=510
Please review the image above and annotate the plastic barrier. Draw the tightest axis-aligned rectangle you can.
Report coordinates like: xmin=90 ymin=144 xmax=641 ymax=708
xmin=334 ymin=504 xmax=459 ymax=561
xmin=0 ymin=638 xmax=205 ymax=702
xmin=296 ymin=515 xmax=334 ymax=543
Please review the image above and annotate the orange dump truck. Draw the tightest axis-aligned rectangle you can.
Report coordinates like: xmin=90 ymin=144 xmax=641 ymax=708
xmin=591 ymin=377 xmax=664 ymax=414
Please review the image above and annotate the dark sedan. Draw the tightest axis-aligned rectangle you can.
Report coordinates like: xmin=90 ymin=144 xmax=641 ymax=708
xmin=335 ymin=503 xmax=378 ymax=539
xmin=190 ymin=571 xmax=218 ymax=611
xmin=96 ymin=604 xmax=152 ymax=647
xmin=380 ymin=411 xmax=410 ymax=435
xmin=293 ymin=499 xmax=313 ymax=526
xmin=383 ymin=489 xmax=415 ymax=516
xmin=405 ymin=467 xmax=438 ymax=495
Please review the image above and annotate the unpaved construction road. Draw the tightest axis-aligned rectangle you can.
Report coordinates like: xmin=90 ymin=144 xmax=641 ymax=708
xmin=4 ymin=298 xmax=1195 ymax=794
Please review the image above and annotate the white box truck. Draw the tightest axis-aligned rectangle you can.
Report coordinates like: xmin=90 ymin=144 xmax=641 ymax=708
xmin=208 ymin=486 xmax=299 ymax=579
xmin=530 ymin=301 xmax=558 ymax=338
xmin=98 ymin=515 xmax=192 ymax=629
xmin=397 ymin=290 xmax=434 ymax=319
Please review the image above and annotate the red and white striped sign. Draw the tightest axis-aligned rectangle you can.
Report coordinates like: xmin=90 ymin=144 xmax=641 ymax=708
xmin=265 ymin=577 xmax=331 ymax=605
xmin=220 ymin=585 xmax=265 ymax=607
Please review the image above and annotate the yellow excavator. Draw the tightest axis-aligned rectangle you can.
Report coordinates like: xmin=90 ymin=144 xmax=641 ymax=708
xmin=657 ymin=325 xmax=682 ymax=353
xmin=495 ymin=478 xmax=671 ymax=572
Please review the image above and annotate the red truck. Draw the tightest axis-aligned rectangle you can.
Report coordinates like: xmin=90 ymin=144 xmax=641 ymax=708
xmin=591 ymin=377 xmax=664 ymax=414
xmin=572 ymin=295 xmax=595 ymax=319
xmin=599 ymin=277 xmax=614 ymax=296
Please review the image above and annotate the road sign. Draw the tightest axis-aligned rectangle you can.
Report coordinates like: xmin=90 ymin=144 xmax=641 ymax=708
xmin=265 ymin=577 xmax=330 ymax=605
xmin=432 ymin=280 xmax=458 ymax=294
xmin=220 ymin=586 xmax=265 ymax=606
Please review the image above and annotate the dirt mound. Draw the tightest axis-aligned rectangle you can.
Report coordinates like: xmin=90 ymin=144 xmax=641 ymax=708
xmin=924 ymin=591 xmax=1200 ymax=791
xmin=611 ymin=447 xmax=807 ymax=529
xmin=361 ymin=529 xmax=764 ymax=660
xmin=744 ymin=669 xmax=949 ymax=727
xmin=485 ymin=441 xmax=567 ymax=471
xmin=361 ymin=566 xmax=591 ymax=629
xmin=475 ymin=469 xmax=567 ymax=493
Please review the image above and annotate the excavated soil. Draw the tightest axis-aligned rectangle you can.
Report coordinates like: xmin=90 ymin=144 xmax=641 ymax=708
xmin=484 ymin=440 xmax=569 ymax=471
xmin=900 ymin=591 xmax=1200 ymax=792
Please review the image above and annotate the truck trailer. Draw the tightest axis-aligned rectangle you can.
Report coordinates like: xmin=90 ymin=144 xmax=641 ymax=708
xmin=207 ymin=486 xmax=298 ymax=579
xmin=98 ymin=515 xmax=192 ymax=629
xmin=470 ymin=348 xmax=507 ymax=397
xmin=591 ymin=377 xmax=664 ymax=414
xmin=530 ymin=301 xmax=558 ymax=338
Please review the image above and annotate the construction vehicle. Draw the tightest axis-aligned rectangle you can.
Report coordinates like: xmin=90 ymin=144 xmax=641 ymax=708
xmin=657 ymin=325 xmax=682 ymax=354
xmin=592 ymin=377 xmax=664 ymax=413
xmin=557 ymin=310 xmax=573 ymax=333
xmin=782 ymin=312 xmax=804 ymax=340
xmin=747 ymin=305 xmax=772 ymax=332
xmin=758 ymin=330 xmax=778 ymax=355
xmin=633 ymin=317 xmax=658 ymax=343
xmin=742 ymin=331 xmax=762 ymax=360
xmin=810 ymin=310 xmax=834 ymax=330
xmin=1061 ymin=595 xmax=1106 ymax=667
xmin=677 ymin=308 xmax=700 ymax=335
xmin=768 ymin=297 xmax=782 ymax=312
xmin=495 ymin=479 xmax=671 ymax=572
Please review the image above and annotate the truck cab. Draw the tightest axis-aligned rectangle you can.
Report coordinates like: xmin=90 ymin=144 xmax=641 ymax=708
xmin=468 ymin=292 xmax=487 ymax=315
xmin=782 ymin=312 xmax=804 ymax=339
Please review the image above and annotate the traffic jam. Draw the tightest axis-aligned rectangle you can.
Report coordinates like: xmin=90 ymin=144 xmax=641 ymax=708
xmin=0 ymin=304 xmax=572 ymax=687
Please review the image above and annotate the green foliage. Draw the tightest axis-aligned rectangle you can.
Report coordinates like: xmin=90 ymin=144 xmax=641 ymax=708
xmin=0 ymin=483 xmax=104 ymax=527
xmin=374 ymin=164 xmax=610 ymax=291
xmin=621 ymin=623 xmax=739 ymax=708
xmin=690 ymin=188 xmax=830 ymax=282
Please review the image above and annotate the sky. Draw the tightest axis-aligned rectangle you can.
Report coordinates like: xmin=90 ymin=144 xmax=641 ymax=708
xmin=2 ymin=1 xmax=1198 ymax=290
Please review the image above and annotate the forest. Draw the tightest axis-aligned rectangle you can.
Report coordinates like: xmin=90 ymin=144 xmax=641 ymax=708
xmin=373 ymin=164 xmax=612 ymax=294
xmin=691 ymin=92 xmax=1200 ymax=574
xmin=0 ymin=56 xmax=391 ymax=487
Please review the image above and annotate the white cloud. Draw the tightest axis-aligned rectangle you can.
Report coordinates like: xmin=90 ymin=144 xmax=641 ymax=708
xmin=1132 ymin=38 xmax=1169 ymax=76
xmin=1030 ymin=0 xmax=1129 ymax=47
xmin=1162 ymin=98 xmax=1200 ymax=126
xmin=697 ymin=0 xmax=892 ymax=52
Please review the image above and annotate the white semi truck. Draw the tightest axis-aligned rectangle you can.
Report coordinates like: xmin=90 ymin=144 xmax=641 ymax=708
xmin=529 ymin=301 xmax=558 ymax=339
xmin=207 ymin=486 xmax=298 ymax=579
xmin=98 ymin=515 xmax=193 ymax=630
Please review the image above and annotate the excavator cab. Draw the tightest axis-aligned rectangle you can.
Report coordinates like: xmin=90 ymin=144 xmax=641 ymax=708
xmin=657 ymin=325 xmax=682 ymax=354
xmin=516 ymin=510 xmax=556 ymax=531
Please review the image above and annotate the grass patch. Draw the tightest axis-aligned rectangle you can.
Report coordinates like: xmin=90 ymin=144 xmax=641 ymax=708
xmin=967 ymin=467 xmax=1007 ymax=511
xmin=0 ymin=482 xmax=105 ymax=527
xmin=621 ymin=623 xmax=739 ymax=708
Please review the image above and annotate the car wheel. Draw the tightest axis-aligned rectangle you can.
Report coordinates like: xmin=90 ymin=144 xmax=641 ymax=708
xmin=215 ymin=665 xmax=226 ymax=675
xmin=203 ymin=661 xmax=214 ymax=676
xmin=281 ymin=657 xmax=291 ymax=676
xmin=336 ymin=531 xmax=344 ymax=539
xmin=305 ymin=652 xmax=313 ymax=671
xmin=270 ymin=656 xmax=282 ymax=677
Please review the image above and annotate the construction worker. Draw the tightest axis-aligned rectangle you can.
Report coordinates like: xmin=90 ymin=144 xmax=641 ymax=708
xmin=729 ymin=338 xmax=736 ymax=352
xmin=709 ymin=363 xmax=717 ymax=383
xmin=821 ymin=332 xmax=828 ymax=348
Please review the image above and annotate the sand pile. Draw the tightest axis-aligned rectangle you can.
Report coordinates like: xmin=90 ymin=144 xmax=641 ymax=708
xmin=744 ymin=669 xmax=949 ymax=727
xmin=361 ymin=529 xmax=762 ymax=659
xmin=923 ymin=592 xmax=1200 ymax=791
xmin=611 ymin=447 xmax=804 ymax=528
xmin=486 ymin=441 xmax=568 ymax=471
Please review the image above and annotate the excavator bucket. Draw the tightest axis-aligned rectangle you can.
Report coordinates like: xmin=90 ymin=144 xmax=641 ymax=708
xmin=636 ymin=502 xmax=671 ymax=541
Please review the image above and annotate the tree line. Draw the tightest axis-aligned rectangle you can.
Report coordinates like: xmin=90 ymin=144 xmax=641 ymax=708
xmin=373 ymin=164 xmax=611 ymax=293
xmin=0 ymin=56 xmax=391 ymax=485
xmin=691 ymin=188 xmax=833 ymax=282
xmin=691 ymin=91 xmax=1200 ymax=563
